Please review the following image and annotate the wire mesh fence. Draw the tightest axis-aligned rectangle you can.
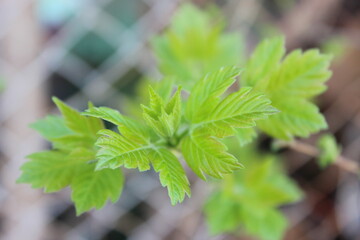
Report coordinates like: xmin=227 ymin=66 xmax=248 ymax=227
xmin=0 ymin=0 xmax=359 ymax=239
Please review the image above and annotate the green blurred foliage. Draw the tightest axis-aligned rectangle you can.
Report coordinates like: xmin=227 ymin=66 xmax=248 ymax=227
xmin=317 ymin=134 xmax=341 ymax=168
xmin=242 ymin=37 xmax=332 ymax=140
xmin=322 ymin=36 xmax=346 ymax=58
xmin=204 ymin=144 xmax=302 ymax=240
xmin=0 ymin=78 xmax=4 ymax=92
xmin=151 ymin=3 xmax=244 ymax=90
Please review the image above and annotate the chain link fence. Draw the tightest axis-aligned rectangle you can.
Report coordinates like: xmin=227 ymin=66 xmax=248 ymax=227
xmin=0 ymin=0 xmax=359 ymax=239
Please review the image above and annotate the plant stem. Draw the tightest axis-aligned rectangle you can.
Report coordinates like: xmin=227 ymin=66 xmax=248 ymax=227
xmin=287 ymin=141 xmax=359 ymax=175
xmin=176 ymin=127 xmax=189 ymax=143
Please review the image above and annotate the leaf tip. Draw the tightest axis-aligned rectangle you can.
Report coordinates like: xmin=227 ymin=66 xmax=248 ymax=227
xmin=51 ymin=96 xmax=63 ymax=108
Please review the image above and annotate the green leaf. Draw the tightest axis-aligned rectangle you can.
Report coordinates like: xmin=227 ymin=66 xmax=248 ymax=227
xmin=52 ymin=97 xmax=103 ymax=136
xmin=84 ymin=104 xmax=192 ymax=206
xmin=242 ymin=37 xmax=285 ymax=89
xmin=19 ymin=100 xmax=127 ymax=214
xmin=17 ymin=148 xmax=95 ymax=193
xmin=51 ymin=134 xmax=97 ymax=151
xmin=317 ymin=134 xmax=340 ymax=168
xmin=95 ymin=129 xmax=152 ymax=171
xmin=71 ymin=165 xmax=124 ymax=215
xmin=181 ymin=131 xmax=242 ymax=180
xmin=244 ymin=159 xmax=303 ymax=207
xmin=205 ymin=193 xmax=288 ymax=240
xmin=154 ymin=77 xmax=176 ymax=101
xmin=235 ymin=128 xmax=257 ymax=146
xmin=241 ymin=206 xmax=287 ymax=240
xmin=149 ymin=148 xmax=190 ymax=204
xmin=266 ymin=49 xmax=332 ymax=99
xmin=18 ymin=148 xmax=124 ymax=215
xmin=193 ymin=87 xmax=278 ymax=137
xmin=48 ymin=98 xmax=103 ymax=151
xmin=17 ymin=151 xmax=78 ymax=192
xmin=124 ymin=76 xmax=176 ymax=119
xmin=30 ymin=115 xmax=72 ymax=140
xmin=151 ymin=3 xmax=243 ymax=90
xmin=31 ymin=99 xmax=104 ymax=151
xmin=258 ymin=98 xmax=327 ymax=140
xmin=83 ymin=106 xmax=149 ymax=143
xmin=241 ymin=37 xmax=332 ymax=140
xmin=142 ymin=86 xmax=182 ymax=138
xmin=204 ymin=148 xmax=302 ymax=240
xmin=204 ymin=192 xmax=241 ymax=234
xmin=185 ymin=66 xmax=242 ymax=122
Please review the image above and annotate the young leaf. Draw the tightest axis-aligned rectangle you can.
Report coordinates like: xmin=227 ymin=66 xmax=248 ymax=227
xmin=241 ymin=37 xmax=332 ymax=140
xmin=242 ymin=37 xmax=285 ymax=89
xmin=53 ymin=97 xmax=103 ymax=137
xmin=235 ymin=128 xmax=257 ymax=147
xmin=85 ymin=104 xmax=192 ymax=205
xmin=151 ymin=3 xmax=243 ymax=90
xmin=193 ymin=87 xmax=278 ymax=137
xmin=18 ymin=148 xmax=125 ymax=215
xmin=204 ymin=192 xmax=241 ymax=234
xmin=124 ymin=76 xmax=176 ymax=119
xmin=83 ymin=106 xmax=149 ymax=143
xmin=240 ymin=206 xmax=287 ymax=240
xmin=17 ymin=151 xmax=76 ymax=192
xmin=149 ymin=148 xmax=190 ymax=204
xmin=30 ymin=99 xmax=103 ymax=151
xmin=142 ymin=86 xmax=182 ymax=138
xmin=71 ymin=164 xmax=124 ymax=215
xmin=95 ymin=129 xmax=152 ymax=171
xmin=185 ymin=66 xmax=242 ymax=122
xmin=205 ymin=195 xmax=287 ymax=240
xmin=48 ymin=98 xmax=104 ymax=151
xmin=181 ymin=67 xmax=278 ymax=179
xmin=258 ymin=98 xmax=327 ymax=140
xmin=154 ymin=77 xmax=176 ymax=101
xmin=181 ymin=131 xmax=242 ymax=180
xmin=317 ymin=134 xmax=340 ymax=168
xmin=266 ymin=49 xmax=332 ymax=99
xmin=204 ymin=148 xmax=302 ymax=240
xmin=18 ymin=99 xmax=125 ymax=215
xmin=30 ymin=115 xmax=72 ymax=140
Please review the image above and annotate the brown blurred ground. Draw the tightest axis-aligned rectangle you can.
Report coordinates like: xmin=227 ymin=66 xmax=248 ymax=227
xmin=0 ymin=0 xmax=359 ymax=239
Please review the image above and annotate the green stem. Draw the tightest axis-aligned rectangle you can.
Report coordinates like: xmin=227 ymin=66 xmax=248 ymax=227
xmin=176 ymin=127 xmax=190 ymax=142
xmin=166 ymin=136 xmax=178 ymax=148
xmin=286 ymin=140 xmax=360 ymax=175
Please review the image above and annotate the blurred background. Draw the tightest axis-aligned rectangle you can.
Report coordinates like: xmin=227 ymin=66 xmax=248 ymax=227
xmin=0 ymin=0 xmax=360 ymax=239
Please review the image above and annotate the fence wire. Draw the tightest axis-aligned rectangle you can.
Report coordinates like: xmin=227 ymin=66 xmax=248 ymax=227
xmin=0 ymin=0 xmax=359 ymax=240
